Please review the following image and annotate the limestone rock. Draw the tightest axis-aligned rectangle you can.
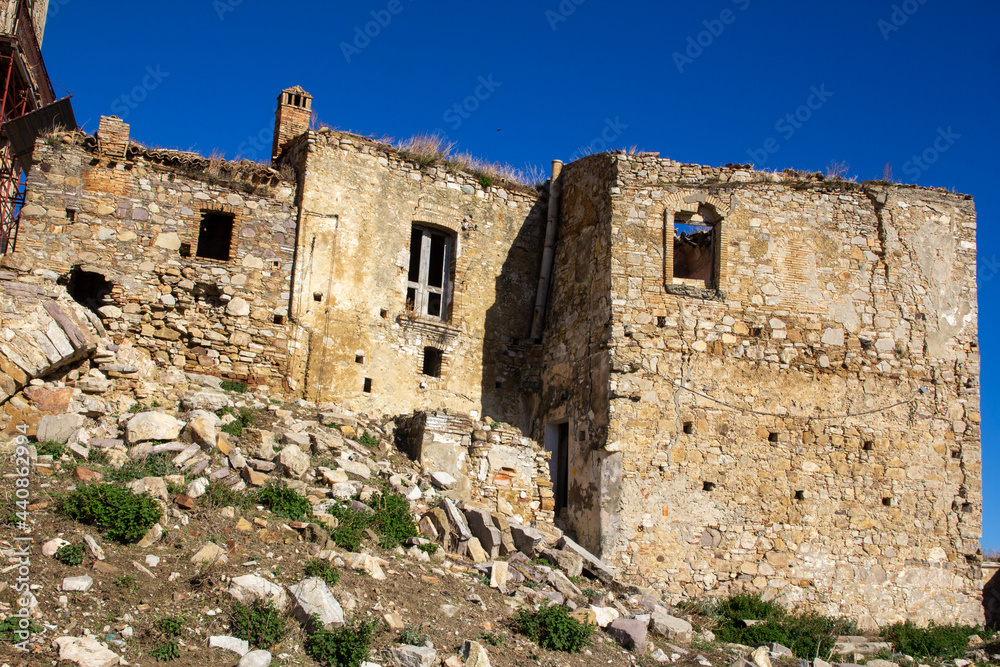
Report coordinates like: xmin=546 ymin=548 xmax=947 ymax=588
xmin=126 ymin=412 xmax=183 ymax=444
xmin=181 ymin=391 xmax=229 ymax=412
xmin=590 ymin=605 xmax=621 ymax=628
xmin=243 ymin=429 xmax=276 ymax=460
xmin=466 ymin=537 xmax=489 ymax=563
xmin=126 ymin=476 xmax=169 ymax=502
xmin=651 ymin=612 xmax=693 ymax=643
xmin=228 ymin=575 xmax=290 ymax=611
xmin=137 ymin=523 xmax=163 ymax=548
xmin=390 ymin=645 xmax=437 ymax=667
xmin=348 ymin=553 xmax=386 ymax=580
xmin=62 ymin=575 xmax=94 ymax=591
xmin=608 ymin=618 xmax=648 ymax=653
xmin=186 ymin=413 xmax=219 ymax=449
xmin=226 ymin=297 xmax=250 ymax=317
xmin=462 ymin=640 xmax=491 ymax=667
xmin=43 ymin=537 xmax=71 ymax=556
xmin=208 ymin=635 xmax=250 ymax=656
xmin=465 ymin=507 xmax=501 ymax=559
xmin=430 ymin=471 xmax=457 ymax=489
xmin=239 ymin=651 xmax=273 ymax=667
xmin=509 ymin=522 xmax=542 ymax=556
xmin=192 ymin=542 xmax=228 ymax=564
xmin=278 ymin=444 xmax=310 ymax=479
xmin=37 ymin=413 xmax=85 ymax=444
xmin=288 ymin=577 xmax=345 ymax=630
xmin=752 ymin=646 xmax=773 ymax=667
xmin=54 ymin=636 xmax=121 ymax=667
xmin=541 ymin=547 xmax=584 ymax=578
xmin=558 ymin=534 xmax=616 ymax=583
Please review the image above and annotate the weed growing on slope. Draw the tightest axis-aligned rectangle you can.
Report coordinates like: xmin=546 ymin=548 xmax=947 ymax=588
xmin=305 ymin=617 xmax=380 ymax=667
xmin=512 ymin=603 xmax=594 ymax=653
xmin=59 ymin=483 xmax=162 ymax=544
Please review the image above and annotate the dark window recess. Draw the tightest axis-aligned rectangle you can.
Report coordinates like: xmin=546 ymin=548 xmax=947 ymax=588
xmin=495 ymin=381 xmax=503 ymax=389
xmin=66 ymin=208 xmax=76 ymax=221
xmin=863 ymin=440 xmax=875 ymax=451
xmin=355 ymin=354 xmax=365 ymax=364
xmin=657 ymin=316 xmax=667 ymax=328
xmin=673 ymin=216 xmax=716 ymax=286
xmin=545 ymin=422 xmax=570 ymax=515
xmin=406 ymin=225 xmax=454 ymax=321
xmin=196 ymin=212 xmax=235 ymax=261
xmin=66 ymin=267 xmax=113 ymax=314
xmin=952 ymin=450 xmax=962 ymax=459
xmin=768 ymin=432 xmax=779 ymax=443
xmin=273 ymin=314 xmax=286 ymax=325
xmin=362 ymin=378 xmax=372 ymax=393
xmin=380 ymin=308 xmax=389 ymax=319
xmin=179 ymin=242 xmax=192 ymax=257
xmin=703 ymin=481 xmax=716 ymax=492
xmin=794 ymin=490 xmax=805 ymax=501
xmin=962 ymin=503 xmax=972 ymax=513
xmin=578 ymin=430 xmax=586 ymax=442
xmin=683 ymin=422 xmax=694 ymax=435
xmin=882 ymin=497 xmax=893 ymax=507
xmin=313 ymin=292 xmax=323 ymax=302
xmin=422 ymin=347 xmax=443 ymax=377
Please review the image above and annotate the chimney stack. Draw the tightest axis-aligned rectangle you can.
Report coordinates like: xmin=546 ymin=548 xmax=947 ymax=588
xmin=272 ymin=86 xmax=312 ymax=164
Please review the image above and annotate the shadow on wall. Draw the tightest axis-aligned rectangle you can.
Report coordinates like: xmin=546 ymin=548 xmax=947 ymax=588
xmin=986 ymin=565 xmax=1000 ymax=630
xmin=479 ymin=189 xmax=548 ymax=435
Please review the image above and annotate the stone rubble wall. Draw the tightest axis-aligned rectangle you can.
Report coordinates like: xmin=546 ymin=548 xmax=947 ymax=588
xmin=561 ymin=153 xmax=981 ymax=627
xmin=286 ymin=129 xmax=546 ymax=430
xmin=0 ymin=258 xmax=101 ymax=410
xmin=401 ymin=411 xmax=554 ymax=527
xmin=15 ymin=132 xmax=301 ymax=390
xmin=985 ymin=563 xmax=999 ymax=629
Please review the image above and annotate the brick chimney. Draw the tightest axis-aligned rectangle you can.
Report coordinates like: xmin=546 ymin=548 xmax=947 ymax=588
xmin=97 ymin=116 xmax=130 ymax=160
xmin=272 ymin=86 xmax=312 ymax=164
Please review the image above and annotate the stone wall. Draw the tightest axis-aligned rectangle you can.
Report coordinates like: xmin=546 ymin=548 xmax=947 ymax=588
xmin=542 ymin=153 xmax=982 ymax=627
xmin=286 ymin=129 xmax=546 ymax=430
xmin=401 ymin=411 xmax=554 ymax=527
xmin=15 ymin=127 xmax=300 ymax=389
xmin=985 ymin=563 xmax=999 ymax=629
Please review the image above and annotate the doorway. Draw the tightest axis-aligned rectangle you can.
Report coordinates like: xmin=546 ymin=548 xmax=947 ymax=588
xmin=545 ymin=421 xmax=569 ymax=515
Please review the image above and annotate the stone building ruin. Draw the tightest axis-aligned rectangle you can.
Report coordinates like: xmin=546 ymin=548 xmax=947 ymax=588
xmin=0 ymin=72 xmax=983 ymax=627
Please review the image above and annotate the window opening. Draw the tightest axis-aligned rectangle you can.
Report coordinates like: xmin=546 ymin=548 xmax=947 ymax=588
xmin=672 ymin=210 xmax=717 ymax=287
xmin=196 ymin=211 xmax=235 ymax=261
xmin=422 ymin=347 xmax=443 ymax=377
xmin=703 ymin=481 xmax=716 ymax=492
xmin=362 ymin=378 xmax=372 ymax=393
xmin=406 ymin=225 xmax=453 ymax=321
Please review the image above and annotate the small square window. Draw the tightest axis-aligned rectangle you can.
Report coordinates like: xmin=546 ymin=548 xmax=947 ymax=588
xmin=273 ymin=314 xmax=285 ymax=325
xmin=422 ymin=347 xmax=443 ymax=377
xmin=882 ymin=497 xmax=893 ymax=507
xmin=355 ymin=354 xmax=365 ymax=364
xmin=863 ymin=440 xmax=875 ymax=451
xmin=768 ymin=432 xmax=779 ymax=443
xmin=363 ymin=378 xmax=372 ymax=393
xmin=196 ymin=211 xmax=235 ymax=261
xmin=703 ymin=481 xmax=716 ymax=492
xmin=66 ymin=208 xmax=76 ymax=221
xmin=794 ymin=490 xmax=805 ymax=501
xmin=683 ymin=422 xmax=694 ymax=435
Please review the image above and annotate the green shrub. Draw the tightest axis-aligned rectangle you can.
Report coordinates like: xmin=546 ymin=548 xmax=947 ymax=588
xmin=203 ymin=480 xmax=252 ymax=509
xmin=325 ymin=487 xmax=417 ymax=551
xmin=478 ymin=175 xmax=494 ymax=189
xmin=35 ymin=440 xmax=65 ymax=458
xmin=229 ymin=599 xmax=288 ymax=649
xmin=219 ymin=406 xmax=255 ymax=437
xmin=59 ymin=483 xmax=162 ymax=544
xmin=156 ymin=615 xmax=184 ymax=638
xmin=712 ymin=593 xmax=858 ymax=659
xmin=149 ymin=641 xmax=180 ymax=661
xmin=880 ymin=620 xmax=985 ymax=660
xmin=87 ymin=448 xmax=109 ymax=465
xmin=512 ymin=603 xmax=594 ymax=653
xmin=105 ymin=453 xmax=177 ymax=483
xmin=417 ymin=543 xmax=438 ymax=555
xmin=305 ymin=617 xmax=379 ymax=667
xmin=368 ymin=488 xmax=418 ymax=548
xmin=256 ymin=482 xmax=312 ymax=521
xmin=0 ymin=615 xmax=42 ymax=643
xmin=357 ymin=431 xmax=379 ymax=448
xmin=479 ymin=631 xmax=507 ymax=647
xmin=303 ymin=559 xmax=340 ymax=586
xmin=128 ymin=403 xmax=145 ymax=414
xmin=221 ymin=380 xmax=249 ymax=393
xmin=399 ymin=624 xmax=428 ymax=646
xmin=54 ymin=543 xmax=85 ymax=566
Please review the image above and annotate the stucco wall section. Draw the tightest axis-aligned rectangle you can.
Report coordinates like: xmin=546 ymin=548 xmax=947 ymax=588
xmin=288 ymin=129 xmax=545 ymax=428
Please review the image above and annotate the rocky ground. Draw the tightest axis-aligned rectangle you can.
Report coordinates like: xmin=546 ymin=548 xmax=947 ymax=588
xmin=0 ymin=340 xmax=995 ymax=667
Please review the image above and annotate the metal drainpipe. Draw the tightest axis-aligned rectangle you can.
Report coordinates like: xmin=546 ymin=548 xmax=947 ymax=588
xmin=530 ymin=159 xmax=563 ymax=341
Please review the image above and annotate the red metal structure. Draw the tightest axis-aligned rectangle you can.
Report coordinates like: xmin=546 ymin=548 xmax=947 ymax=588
xmin=0 ymin=0 xmax=55 ymax=253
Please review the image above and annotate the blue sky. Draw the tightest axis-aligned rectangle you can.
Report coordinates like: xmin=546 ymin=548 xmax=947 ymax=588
xmin=42 ymin=1 xmax=999 ymax=548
